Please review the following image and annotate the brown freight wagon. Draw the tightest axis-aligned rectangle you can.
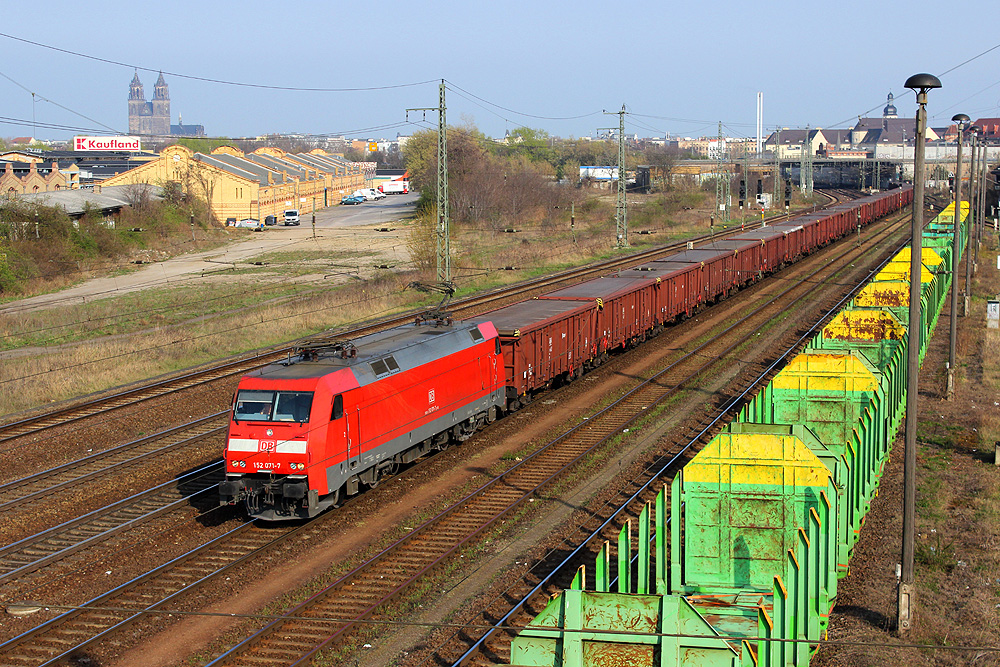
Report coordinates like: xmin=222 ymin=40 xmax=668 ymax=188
xmin=618 ymin=260 xmax=705 ymax=324
xmin=539 ymin=275 xmax=660 ymax=353
xmin=467 ymin=298 xmax=597 ymax=409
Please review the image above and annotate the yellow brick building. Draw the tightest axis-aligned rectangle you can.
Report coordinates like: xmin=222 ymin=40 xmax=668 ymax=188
xmin=100 ymin=145 xmax=368 ymax=222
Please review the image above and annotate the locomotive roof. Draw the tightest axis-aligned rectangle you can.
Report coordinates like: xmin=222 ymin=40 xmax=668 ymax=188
xmin=253 ymin=321 xmax=490 ymax=381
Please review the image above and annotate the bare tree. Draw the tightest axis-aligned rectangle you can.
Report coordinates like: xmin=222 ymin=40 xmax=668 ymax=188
xmin=121 ymin=183 xmax=154 ymax=213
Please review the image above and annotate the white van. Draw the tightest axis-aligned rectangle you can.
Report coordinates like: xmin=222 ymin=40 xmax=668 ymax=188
xmin=353 ymin=189 xmax=384 ymax=202
xmin=283 ymin=209 xmax=300 ymax=226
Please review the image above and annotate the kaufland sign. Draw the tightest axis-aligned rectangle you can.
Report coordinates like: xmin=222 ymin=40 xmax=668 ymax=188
xmin=74 ymin=136 xmax=141 ymax=151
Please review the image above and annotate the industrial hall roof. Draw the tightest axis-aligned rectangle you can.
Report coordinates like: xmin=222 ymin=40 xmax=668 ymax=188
xmin=10 ymin=185 xmax=163 ymax=217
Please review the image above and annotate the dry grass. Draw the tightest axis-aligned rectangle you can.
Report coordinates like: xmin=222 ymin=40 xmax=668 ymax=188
xmin=0 ymin=273 xmax=421 ymax=415
xmin=0 ymin=185 xmax=791 ymax=418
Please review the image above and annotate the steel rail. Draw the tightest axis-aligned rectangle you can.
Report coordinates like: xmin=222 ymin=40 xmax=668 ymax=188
xmin=2 ymin=191 xmax=855 ymax=666
xmin=447 ymin=218 xmax=917 ymax=666
xmin=0 ymin=461 xmax=224 ymax=587
xmin=0 ymin=192 xmax=842 ymax=446
xmin=0 ymin=413 xmax=227 ymax=512
xmin=200 ymin=197 xmax=894 ymax=667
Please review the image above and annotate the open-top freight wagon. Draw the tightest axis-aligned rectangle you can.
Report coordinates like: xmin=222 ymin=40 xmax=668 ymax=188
xmin=220 ymin=188 xmax=913 ymax=520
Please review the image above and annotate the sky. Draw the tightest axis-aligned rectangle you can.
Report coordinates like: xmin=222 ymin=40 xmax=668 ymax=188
xmin=3 ymin=0 xmax=1000 ymax=144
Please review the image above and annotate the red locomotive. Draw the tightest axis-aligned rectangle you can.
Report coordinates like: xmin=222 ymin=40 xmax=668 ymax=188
xmin=220 ymin=187 xmax=912 ymax=520
xmin=219 ymin=321 xmax=506 ymax=519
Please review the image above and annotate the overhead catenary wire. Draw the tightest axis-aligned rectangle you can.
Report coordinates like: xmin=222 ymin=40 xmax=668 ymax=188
xmin=0 ymin=68 xmax=124 ymax=135
xmin=0 ymin=32 xmax=438 ymax=93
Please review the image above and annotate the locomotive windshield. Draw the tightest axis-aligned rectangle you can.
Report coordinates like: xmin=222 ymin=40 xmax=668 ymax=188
xmin=234 ymin=390 xmax=314 ymax=423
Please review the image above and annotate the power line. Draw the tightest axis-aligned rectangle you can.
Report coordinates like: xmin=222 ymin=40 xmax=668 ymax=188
xmin=0 ymin=114 xmax=110 ymax=134
xmin=0 ymin=32 xmax=438 ymax=93
xmin=0 ymin=68 xmax=123 ymax=134
xmin=445 ymin=80 xmax=603 ymax=122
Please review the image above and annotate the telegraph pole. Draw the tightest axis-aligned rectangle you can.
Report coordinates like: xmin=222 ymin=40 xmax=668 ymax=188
xmin=773 ymin=128 xmax=781 ymax=205
xmin=800 ymin=125 xmax=814 ymax=195
xmin=965 ymin=129 xmax=980 ymax=315
xmin=603 ymin=106 xmax=628 ymax=247
xmin=600 ymin=106 xmax=628 ymax=247
xmin=407 ymin=80 xmax=450 ymax=282
xmin=715 ymin=122 xmax=730 ymax=222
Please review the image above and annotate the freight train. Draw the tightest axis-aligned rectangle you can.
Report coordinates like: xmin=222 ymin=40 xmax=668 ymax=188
xmin=508 ymin=199 xmax=964 ymax=667
xmin=219 ymin=188 xmax=913 ymax=520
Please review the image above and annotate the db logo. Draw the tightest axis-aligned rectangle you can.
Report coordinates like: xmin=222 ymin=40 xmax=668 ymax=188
xmin=258 ymin=440 xmax=277 ymax=452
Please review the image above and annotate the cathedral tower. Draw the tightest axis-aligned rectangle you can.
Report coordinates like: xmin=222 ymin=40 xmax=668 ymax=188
xmin=128 ymin=72 xmax=150 ymax=135
xmin=151 ymin=72 xmax=170 ymax=136
xmin=127 ymin=72 xmax=171 ymax=137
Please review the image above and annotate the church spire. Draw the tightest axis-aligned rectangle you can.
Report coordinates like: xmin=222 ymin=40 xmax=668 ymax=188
xmin=154 ymin=72 xmax=169 ymax=100
xmin=129 ymin=72 xmax=144 ymax=101
xmin=883 ymin=91 xmax=898 ymax=119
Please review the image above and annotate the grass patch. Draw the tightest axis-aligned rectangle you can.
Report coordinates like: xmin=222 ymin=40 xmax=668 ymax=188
xmin=0 ymin=279 xmax=320 ymax=350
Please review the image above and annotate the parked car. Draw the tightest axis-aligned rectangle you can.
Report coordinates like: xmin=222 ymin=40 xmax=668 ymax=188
xmin=234 ymin=218 xmax=264 ymax=230
xmin=365 ymin=188 xmax=386 ymax=201
xmin=283 ymin=209 xmax=301 ymax=225
xmin=264 ymin=215 xmax=278 ymax=226
xmin=225 ymin=217 xmax=237 ymax=226
xmin=341 ymin=195 xmax=365 ymax=205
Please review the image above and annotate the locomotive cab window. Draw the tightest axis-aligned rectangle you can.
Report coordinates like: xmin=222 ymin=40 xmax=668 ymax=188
xmin=331 ymin=394 xmax=344 ymax=420
xmin=234 ymin=390 xmax=313 ymax=422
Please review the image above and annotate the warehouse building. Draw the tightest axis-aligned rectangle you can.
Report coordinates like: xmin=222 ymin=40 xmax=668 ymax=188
xmin=99 ymin=145 xmax=368 ymax=222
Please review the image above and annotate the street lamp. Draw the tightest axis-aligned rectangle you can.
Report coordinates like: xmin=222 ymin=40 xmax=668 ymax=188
xmin=965 ymin=126 xmax=982 ymax=315
xmin=947 ymin=113 xmax=969 ymax=400
xmin=898 ymin=72 xmax=941 ymax=637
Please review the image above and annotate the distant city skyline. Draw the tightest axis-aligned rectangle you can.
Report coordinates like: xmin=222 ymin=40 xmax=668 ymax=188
xmin=3 ymin=1 xmax=1000 ymax=144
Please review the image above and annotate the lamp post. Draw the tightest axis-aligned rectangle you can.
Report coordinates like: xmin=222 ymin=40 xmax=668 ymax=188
xmin=977 ymin=141 xmax=988 ymax=268
xmin=898 ymin=72 xmax=941 ymax=636
xmin=947 ymin=113 xmax=969 ymax=400
xmin=965 ymin=127 xmax=981 ymax=315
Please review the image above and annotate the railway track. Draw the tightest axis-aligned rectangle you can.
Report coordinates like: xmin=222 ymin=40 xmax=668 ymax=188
xmin=141 ymin=200 xmax=906 ymax=666
xmin=438 ymin=212 xmax=919 ymax=666
xmin=0 ymin=413 xmax=227 ymax=514
xmin=0 ymin=192 xmax=842 ymax=449
xmin=197 ymin=201 xmax=906 ymax=666
xmin=0 ymin=192 xmax=862 ymax=665
xmin=0 ymin=460 xmax=225 ymax=593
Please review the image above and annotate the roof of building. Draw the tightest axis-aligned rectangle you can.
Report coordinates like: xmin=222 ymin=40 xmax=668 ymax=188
xmin=209 ymin=153 xmax=288 ymax=185
xmin=973 ymin=118 xmax=1000 ymax=137
xmin=818 ymin=129 xmax=852 ymax=144
xmin=192 ymin=153 xmax=260 ymax=183
xmin=245 ymin=153 xmax=307 ymax=178
xmin=11 ymin=185 xmax=162 ymax=216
